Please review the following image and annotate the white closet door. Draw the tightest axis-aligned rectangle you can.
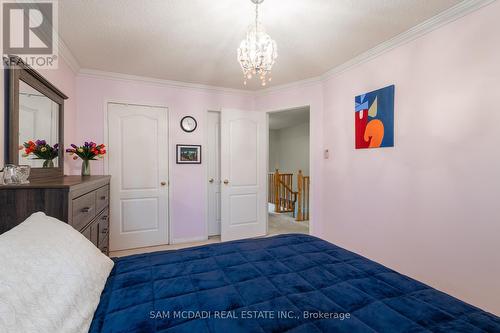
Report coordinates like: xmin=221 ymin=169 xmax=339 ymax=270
xmin=207 ymin=111 xmax=221 ymax=236
xmin=220 ymin=109 xmax=267 ymax=241
xmin=108 ymin=103 xmax=169 ymax=251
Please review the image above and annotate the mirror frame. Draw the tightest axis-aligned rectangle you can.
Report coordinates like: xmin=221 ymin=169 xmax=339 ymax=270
xmin=4 ymin=56 xmax=68 ymax=180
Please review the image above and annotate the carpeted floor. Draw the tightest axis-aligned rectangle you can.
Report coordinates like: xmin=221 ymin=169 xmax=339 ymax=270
xmin=268 ymin=211 xmax=309 ymax=235
xmin=111 ymin=209 xmax=309 ymax=257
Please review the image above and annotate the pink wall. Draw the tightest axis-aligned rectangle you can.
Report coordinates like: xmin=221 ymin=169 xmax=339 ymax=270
xmin=75 ymin=74 xmax=254 ymax=243
xmin=257 ymin=1 xmax=500 ymax=315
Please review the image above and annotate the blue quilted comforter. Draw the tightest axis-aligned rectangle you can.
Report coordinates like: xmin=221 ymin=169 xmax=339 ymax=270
xmin=89 ymin=234 xmax=499 ymax=332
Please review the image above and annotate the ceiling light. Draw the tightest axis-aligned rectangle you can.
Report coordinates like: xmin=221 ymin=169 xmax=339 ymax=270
xmin=237 ymin=0 xmax=278 ymax=87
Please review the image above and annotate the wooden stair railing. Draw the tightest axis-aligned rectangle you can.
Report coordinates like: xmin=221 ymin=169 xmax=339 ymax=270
xmin=296 ymin=170 xmax=310 ymax=221
xmin=270 ymin=169 xmax=297 ymax=215
xmin=268 ymin=169 xmax=310 ymax=221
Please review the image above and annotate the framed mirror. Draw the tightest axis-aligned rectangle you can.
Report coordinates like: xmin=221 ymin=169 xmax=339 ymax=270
xmin=4 ymin=56 xmax=68 ymax=180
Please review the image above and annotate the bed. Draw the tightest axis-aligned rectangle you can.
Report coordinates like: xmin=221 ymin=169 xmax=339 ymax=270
xmin=1 ymin=213 xmax=499 ymax=333
xmin=89 ymin=234 xmax=500 ymax=333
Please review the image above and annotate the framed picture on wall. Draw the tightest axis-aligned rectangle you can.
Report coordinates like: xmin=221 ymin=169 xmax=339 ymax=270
xmin=176 ymin=144 xmax=202 ymax=164
xmin=355 ymin=85 xmax=395 ymax=149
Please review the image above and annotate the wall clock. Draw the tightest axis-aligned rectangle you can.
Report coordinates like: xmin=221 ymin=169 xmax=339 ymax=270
xmin=180 ymin=116 xmax=197 ymax=133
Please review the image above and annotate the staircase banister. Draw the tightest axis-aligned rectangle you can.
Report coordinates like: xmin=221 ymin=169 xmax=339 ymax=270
xmin=277 ymin=179 xmax=296 ymax=194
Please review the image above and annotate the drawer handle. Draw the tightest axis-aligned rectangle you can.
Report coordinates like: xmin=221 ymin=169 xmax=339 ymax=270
xmin=101 ymin=228 xmax=108 ymax=233
xmin=100 ymin=196 xmax=107 ymax=200
xmin=81 ymin=207 xmax=93 ymax=213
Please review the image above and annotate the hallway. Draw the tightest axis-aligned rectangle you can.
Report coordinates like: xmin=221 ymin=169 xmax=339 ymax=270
xmin=268 ymin=204 xmax=309 ymax=236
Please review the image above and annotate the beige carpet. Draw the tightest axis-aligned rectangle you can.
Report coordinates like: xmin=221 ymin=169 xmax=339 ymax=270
xmin=268 ymin=211 xmax=309 ymax=235
xmin=111 ymin=212 xmax=309 ymax=257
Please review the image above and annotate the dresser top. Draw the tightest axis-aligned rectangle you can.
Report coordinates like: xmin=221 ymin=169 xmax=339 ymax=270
xmin=0 ymin=175 xmax=111 ymax=190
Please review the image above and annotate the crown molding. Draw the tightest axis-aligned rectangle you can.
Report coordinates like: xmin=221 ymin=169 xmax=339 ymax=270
xmin=57 ymin=37 xmax=81 ymax=74
xmin=255 ymin=75 xmax=323 ymax=96
xmin=78 ymin=69 xmax=255 ymax=96
xmin=258 ymin=0 xmax=496 ymax=95
xmin=66 ymin=0 xmax=494 ymax=96
xmin=320 ymin=0 xmax=496 ymax=82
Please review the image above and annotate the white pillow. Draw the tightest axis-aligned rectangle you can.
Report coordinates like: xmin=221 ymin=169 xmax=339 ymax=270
xmin=0 ymin=212 xmax=114 ymax=333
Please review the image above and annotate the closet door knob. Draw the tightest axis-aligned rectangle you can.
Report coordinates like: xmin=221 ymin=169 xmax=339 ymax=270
xmin=223 ymin=180 xmax=229 ymax=185
xmin=161 ymin=181 xmax=167 ymax=186
xmin=209 ymin=178 xmax=214 ymax=183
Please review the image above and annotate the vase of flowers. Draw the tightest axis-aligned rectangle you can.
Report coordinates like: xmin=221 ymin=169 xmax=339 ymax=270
xmin=20 ymin=140 xmax=59 ymax=168
xmin=66 ymin=142 xmax=106 ymax=176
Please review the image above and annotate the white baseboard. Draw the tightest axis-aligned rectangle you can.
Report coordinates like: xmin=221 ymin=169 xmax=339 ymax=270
xmin=171 ymin=236 xmax=208 ymax=245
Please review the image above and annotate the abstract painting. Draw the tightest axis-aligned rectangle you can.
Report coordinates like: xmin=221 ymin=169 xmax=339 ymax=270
xmin=355 ymin=85 xmax=394 ymax=149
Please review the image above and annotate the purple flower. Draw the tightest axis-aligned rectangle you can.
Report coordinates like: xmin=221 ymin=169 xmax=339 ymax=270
xmin=71 ymin=144 xmax=77 ymax=149
xmin=54 ymin=143 xmax=59 ymax=149
xmin=65 ymin=148 xmax=73 ymax=153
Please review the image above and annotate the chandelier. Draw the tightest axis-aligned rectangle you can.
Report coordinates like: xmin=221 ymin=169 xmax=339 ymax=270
xmin=237 ymin=0 xmax=278 ymax=87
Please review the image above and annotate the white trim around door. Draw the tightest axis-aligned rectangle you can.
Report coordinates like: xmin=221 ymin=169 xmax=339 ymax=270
xmin=105 ymin=101 xmax=171 ymax=251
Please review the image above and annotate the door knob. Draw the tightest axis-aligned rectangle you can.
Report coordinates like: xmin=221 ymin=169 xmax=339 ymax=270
xmin=161 ymin=181 xmax=167 ymax=186
xmin=209 ymin=178 xmax=214 ymax=183
xmin=223 ymin=180 xmax=229 ymax=185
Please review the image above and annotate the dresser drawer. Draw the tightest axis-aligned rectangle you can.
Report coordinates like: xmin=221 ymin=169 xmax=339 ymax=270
xmin=100 ymin=241 xmax=109 ymax=256
xmin=72 ymin=191 xmax=96 ymax=231
xmin=97 ymin=208 xmax=109 ymax=246
xmin=98 ymin=222 xmax=109 ymax=255
xmin=81 ymin=221 xmax=98 ymax=247
xmin=95 ymin=185 xmax=109 ymax=213
xmin=82 ymin=225 xmax=91 ymax=241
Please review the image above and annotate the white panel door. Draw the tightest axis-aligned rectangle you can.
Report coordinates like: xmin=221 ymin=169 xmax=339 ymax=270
xmin=221 ymin=109 xmax=267 ymax=241
xmin=108 ymin=103 xmax=169 ymax=251
xmin=207 ymin=111 xmax=221 ymax=236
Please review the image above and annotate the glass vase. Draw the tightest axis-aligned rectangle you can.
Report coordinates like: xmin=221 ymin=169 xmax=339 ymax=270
xmin=81 ymin=159 xmax=91 ymax=176
xmin=43 ymin=159 xmax=54 ymax=168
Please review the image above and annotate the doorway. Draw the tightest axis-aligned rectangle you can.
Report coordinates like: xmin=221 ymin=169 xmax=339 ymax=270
xmin=267 ymin=107 xmax=310 ymax=235
xmin=207 ymin=108 xmax=308 ymax=242
xmin=107 ymin=102 xmax=170 ymax=251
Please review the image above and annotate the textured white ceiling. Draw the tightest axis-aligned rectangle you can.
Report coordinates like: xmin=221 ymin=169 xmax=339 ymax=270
xmin=59 ymin=0 xmax=463 ymax=90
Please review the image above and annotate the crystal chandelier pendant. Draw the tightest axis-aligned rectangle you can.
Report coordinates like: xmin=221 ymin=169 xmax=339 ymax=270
xmin=237 ymin=0 xmax=278 ymax=87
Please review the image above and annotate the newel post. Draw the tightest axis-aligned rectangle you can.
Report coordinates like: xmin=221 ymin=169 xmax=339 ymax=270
xmin=274 ymin=169 xmax=280 ymax=213
xmin=296 ymin=170 xmax=304 ymax=221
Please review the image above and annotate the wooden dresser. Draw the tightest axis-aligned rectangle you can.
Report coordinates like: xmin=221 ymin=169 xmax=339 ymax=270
xmin=0 ymin=176 xmax=111 ymax=255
